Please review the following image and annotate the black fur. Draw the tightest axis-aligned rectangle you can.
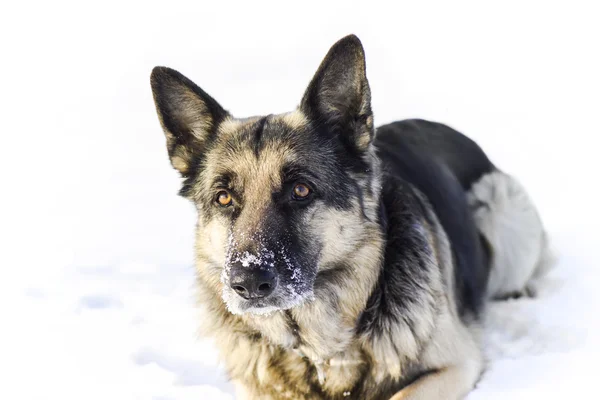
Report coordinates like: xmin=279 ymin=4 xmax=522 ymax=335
xmin=251 ymin=116 xmax=269 ymax=157
xmin=374 ymin=119 xmax=494 ymax=315
xmin=358 ymin=177 xmax=437 ymax=331
xmin=300 ymin=35 xmax=373 ymax=156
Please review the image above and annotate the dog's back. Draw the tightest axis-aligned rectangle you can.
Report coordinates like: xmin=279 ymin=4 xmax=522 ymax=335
xmin=376 ymin=119 xmax=550 ymax=303
xmin=376 ymin=119 xmax=495 ymax=191
xmin=375 ymin=120 xmax=494 ymax=315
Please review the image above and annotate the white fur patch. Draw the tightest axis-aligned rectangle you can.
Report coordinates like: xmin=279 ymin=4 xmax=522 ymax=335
xmin=467 ymin=171 xmax=553 ymax=298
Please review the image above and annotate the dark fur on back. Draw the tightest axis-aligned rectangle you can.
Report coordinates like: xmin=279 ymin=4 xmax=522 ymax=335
xmin=375 ymin=119 xmax=494 ymax=315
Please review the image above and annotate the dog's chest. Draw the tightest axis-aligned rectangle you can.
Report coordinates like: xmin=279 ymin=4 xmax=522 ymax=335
xmin=250 ymin=340 xmax=367 ymax=399
xmin=238 ymin=312 xmax=369 ymax=398
xmin=297 ymin=344 xmax=368 ymax=396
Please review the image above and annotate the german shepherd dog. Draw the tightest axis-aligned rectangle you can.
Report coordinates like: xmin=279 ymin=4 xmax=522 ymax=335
xmin=150 ymin=35 xmax=550 ymax=399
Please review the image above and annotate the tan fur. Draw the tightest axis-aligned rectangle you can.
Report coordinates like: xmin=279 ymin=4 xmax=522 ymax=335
xmin=170 ymin=154 xmax=189 ymax=175
xmin=189 ymin=127 xmax=294 ymax=204
xmin=388 ymin=361 xmax=482 ymax=400
xmin=168 ymin=140 xmax=197 ymax=175
xmin=279 ymin=110 xmax=308 ymax=131
xmin=197 ymin=217 xmax=229 ymax=270
xmin=408 ymin=316 xmax=482 ymax=399
xmin=217 ymin=116 xmax=244 ymax=137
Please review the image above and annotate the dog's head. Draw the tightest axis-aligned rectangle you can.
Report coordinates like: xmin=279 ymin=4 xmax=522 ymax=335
xmin=151 ymin=35 xmax=381 ymax=315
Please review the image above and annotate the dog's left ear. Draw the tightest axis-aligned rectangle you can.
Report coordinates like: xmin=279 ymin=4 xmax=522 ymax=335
xmin=300 ymin=34 xmax=374 ymax=152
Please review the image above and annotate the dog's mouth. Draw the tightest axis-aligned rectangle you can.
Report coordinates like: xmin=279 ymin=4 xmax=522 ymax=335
xmin=232 ymin=298 xmax=285 ymax=316
xmin=221 ymin=284 xmax=314 ymax=316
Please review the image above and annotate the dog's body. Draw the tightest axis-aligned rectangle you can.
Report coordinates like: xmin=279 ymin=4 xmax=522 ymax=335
xmin=151 ymin=35 xmax=549 ymax=399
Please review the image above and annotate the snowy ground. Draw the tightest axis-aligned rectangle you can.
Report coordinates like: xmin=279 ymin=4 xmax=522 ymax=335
xmin=1 ymin=1 xmax=599 ymax=399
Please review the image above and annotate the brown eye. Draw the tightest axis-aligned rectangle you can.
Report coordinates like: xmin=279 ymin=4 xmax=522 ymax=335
xmin=216 ymin=190 xmax=232 ymax=207
xmin=292 ymin=183 xmax=311 ymax=199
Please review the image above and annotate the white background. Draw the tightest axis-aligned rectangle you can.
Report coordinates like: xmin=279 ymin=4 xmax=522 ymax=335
xmin=1 ymin=1 xmax=599 ymax=399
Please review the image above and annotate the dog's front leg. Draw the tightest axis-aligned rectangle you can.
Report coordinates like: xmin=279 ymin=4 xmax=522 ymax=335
xmin=388 ymin=363 xmax=481 ymax=400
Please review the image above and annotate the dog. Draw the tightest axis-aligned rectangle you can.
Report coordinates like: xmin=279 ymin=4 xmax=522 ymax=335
xmin=150 ymin=34 xmax=550 ymax=399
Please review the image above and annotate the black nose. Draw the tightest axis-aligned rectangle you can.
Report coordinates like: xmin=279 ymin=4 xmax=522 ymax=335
xmin=229 ymin=266 xmax=278 ymax=299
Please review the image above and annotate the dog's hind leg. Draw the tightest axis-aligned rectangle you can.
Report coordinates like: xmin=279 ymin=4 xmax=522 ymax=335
xmin=467 ymin=171 xmax=553 ymax=299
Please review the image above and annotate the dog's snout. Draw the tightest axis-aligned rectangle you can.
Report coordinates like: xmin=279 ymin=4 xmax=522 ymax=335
xmin=230 ymin=265 xmax=278 ymax=300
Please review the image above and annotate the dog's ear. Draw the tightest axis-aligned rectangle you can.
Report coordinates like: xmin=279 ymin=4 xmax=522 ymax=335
xmin=151 ymin=67 xmax=228 ymax=176
xmin=300 ymin=34 xmax=374 ymax=152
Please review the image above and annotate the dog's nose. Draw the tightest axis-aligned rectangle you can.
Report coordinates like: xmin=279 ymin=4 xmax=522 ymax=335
xmin=229 ymin=266 xmax=277 ymax=299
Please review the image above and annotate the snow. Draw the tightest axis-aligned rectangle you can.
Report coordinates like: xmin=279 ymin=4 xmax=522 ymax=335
xmin=1 ymin=1 xmax=598 ymax=399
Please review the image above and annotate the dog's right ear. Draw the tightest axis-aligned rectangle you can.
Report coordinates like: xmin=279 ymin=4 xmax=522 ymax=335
xmin=150 ymin=67 xmax=228 ymax=176
xmin=300 ymin=35 xmax=373 ymax=153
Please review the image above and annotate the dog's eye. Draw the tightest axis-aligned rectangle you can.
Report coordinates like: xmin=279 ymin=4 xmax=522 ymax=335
xmin=216 ymin=190 xmax=233 ymax=207
xmin=292 ymin=183 xmax=311 ymax=200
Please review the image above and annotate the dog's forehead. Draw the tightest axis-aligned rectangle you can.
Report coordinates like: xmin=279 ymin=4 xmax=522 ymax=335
xmin=217 ymin=111 xmax=309 ymax=141
xmin=207 ymin=111 xmax=311 ymax=181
